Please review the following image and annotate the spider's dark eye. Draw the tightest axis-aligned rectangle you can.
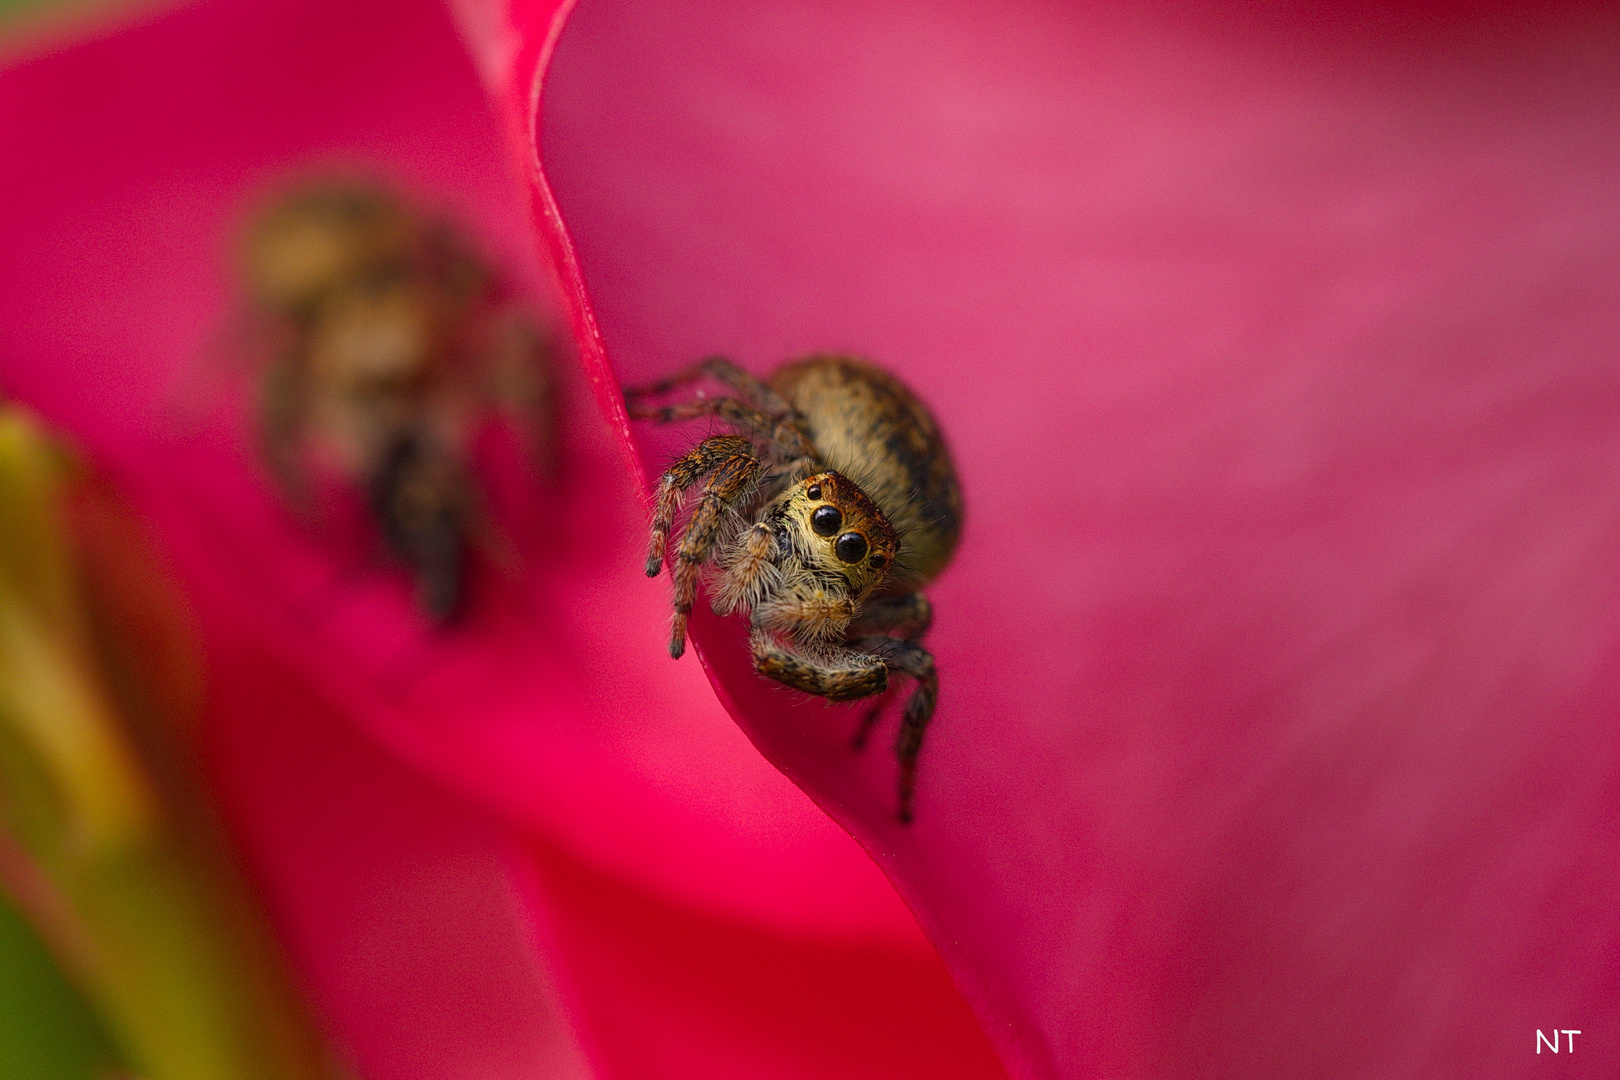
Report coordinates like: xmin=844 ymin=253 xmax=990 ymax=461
xmin=811 ymin=505 xmax=842 ymax=536
xmin=806 ymin=483 xmax=823 ymax=501
xmin=835 ymin=532 xmax=868 ymax=563
xmin=869 ymin=554 xmax=887 ymax=570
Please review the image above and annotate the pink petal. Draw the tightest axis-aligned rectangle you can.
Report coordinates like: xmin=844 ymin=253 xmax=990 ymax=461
xmin=206 ymin=626 xmax=592 ymax=1080
xmin=0 ymin=0 xmax=1005 ymax=1073
xmin=503 ymin=0 xmax=1620 ymax=1074
xmin=512 ymin=838 xmax=1007 ymax=1080
xmin=0 ymin=0 xmax=889 ymax=939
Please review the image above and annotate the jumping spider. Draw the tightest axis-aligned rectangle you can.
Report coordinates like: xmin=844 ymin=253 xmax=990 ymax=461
xmin=239 ymin=181 xmax=551 ymax=620
xmin=628 ymin=355 xmax=962 ymax=822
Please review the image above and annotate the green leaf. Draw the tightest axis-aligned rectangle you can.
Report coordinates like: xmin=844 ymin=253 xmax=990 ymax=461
xmin=0 ymin=889 xmax=125 ymax=1080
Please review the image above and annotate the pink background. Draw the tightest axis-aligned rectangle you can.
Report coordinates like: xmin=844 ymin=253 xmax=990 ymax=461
xmin=0 ymin=0 xmax=1005 ymax=1076
xmin=527 ymin=0 xmax=1620 ymax=1075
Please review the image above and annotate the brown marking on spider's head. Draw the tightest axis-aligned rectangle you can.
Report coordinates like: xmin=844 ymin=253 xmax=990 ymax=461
xmin=782 ymin=471 xmax=899 ymax=600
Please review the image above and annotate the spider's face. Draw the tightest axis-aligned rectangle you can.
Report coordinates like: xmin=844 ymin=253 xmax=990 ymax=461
xmin=783 ymin=471 xmax=899 ymax=599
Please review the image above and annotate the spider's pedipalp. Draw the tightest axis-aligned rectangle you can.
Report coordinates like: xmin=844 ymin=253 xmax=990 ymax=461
xmin=750 ymin=573 xmax=856 ymax=644
xmin=712 ymin=521 xmax=781 ymax=616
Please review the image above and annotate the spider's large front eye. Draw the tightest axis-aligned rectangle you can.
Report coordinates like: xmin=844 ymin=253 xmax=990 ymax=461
xmin=811 ymin=505 xmax=842 ymax=536
xmin=835 ymin=532 xmax=868 ymax=563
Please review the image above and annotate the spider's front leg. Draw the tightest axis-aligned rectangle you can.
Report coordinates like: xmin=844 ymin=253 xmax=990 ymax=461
xmin=749 ymin=628 xmax=935 ymax=823
xmin=644 ymin=434 xmax=754 ymax=576
xmin=749 ymin=630 xmax=889 ymax=703
xmin=646 ymin=435 xmax=762 ymax=657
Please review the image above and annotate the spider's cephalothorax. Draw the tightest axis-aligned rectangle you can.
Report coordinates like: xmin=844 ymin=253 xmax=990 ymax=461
xmin=627 ymin=355 xmax=963 ymax=822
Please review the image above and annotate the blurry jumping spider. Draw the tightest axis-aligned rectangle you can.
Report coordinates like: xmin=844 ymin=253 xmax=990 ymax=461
xmin=239 ymin=181 xmax=552 ymax=620
xmin=628 ymin=356 xmax=962 ymax=822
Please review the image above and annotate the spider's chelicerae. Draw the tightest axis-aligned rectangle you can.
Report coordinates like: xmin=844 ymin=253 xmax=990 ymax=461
xmin=628 ymin=355 xmax=963 ymax=822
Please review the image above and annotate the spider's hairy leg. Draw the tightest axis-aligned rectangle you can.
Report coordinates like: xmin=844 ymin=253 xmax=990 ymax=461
xmin=847 ymin=595 xmax=933 ymax=750
xmin=626 ymin=356 xmax=791 ymax=416
xmin=645 ymin=434 xmax=754 ymax=577
xmin=668 ymin=450 xmax=761 ymax=658
xmin=627 ymin=394 xmax=766 ymax=429
xmin=749 ymin=630 xmax=888 ymax=702
xmin=629 ymin=395 xmax=816 ymax=463
xmin=851 ymin=689 xmax=893 ymax=752
xmin=847 ymin=593 xmax=934 ymax=641
xmin=853 ymin=637 xmax=938 ymax=824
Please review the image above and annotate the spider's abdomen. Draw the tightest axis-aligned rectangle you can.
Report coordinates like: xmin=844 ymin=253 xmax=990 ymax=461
xmin=769 ymin=356 xmax=962 ymax=586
